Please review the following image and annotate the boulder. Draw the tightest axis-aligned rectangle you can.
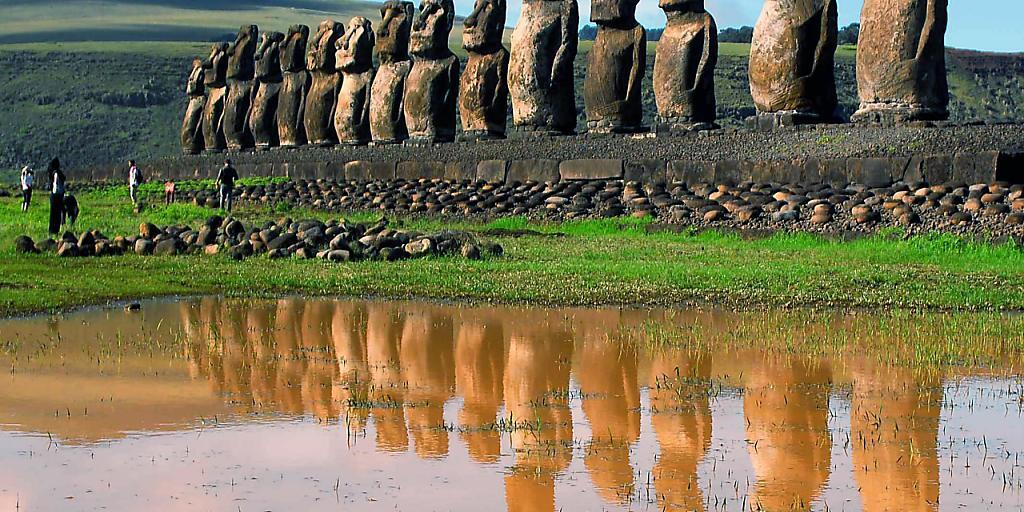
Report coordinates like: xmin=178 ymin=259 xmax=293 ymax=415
xmin=135 ymin=239 xmax=155 ymax=255
xmin=14 ymin=235 xmax=38 ymax=254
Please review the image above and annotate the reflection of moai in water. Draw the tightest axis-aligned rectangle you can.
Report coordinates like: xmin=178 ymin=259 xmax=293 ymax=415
xmin=653 ymin=0 xmax=718 ymax=131
xmin=278 ymin=25 xmax=310 ymax=148
xmin=404 ymin=0 xmax=460 ymax=143
xmin=180 ymin=59 xmax=206 ymax=155
xmin=201 ymin=42 xmax=229 ymax=152
xmin=584 ymin=0 xmax=647 ymax=133
xmin=508 ymin=0 xmax=578 ymax=135
xmin=370 ymin=1 xmax=416 ymax=144
xmin=853 ymin=0 xmax=949 ymax=123
xmin=223 ymin=25 xmax=259 ymax=151
xmin=249 ymin=31 xmax=285 ymax=150
xmin=459 ymin=0 xmax=510 ymax=140
xmin=748 ymin=0 xmax=838 ymax=127
xmin=305 ymin=20 xmax=345 ymax=146
xmin=334 ymin=17 xmax=376 ymax=145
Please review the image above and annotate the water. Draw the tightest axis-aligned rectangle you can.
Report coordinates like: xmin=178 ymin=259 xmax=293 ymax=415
xmin=1 ymin=298 xmax=1022 ymax=511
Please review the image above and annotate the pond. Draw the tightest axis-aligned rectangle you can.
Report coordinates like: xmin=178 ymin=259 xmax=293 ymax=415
xmin=1 ymin=298 xmax=1022 ymax=511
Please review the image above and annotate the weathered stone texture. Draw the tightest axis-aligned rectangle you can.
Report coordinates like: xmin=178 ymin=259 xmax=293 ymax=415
xmin=250 ymin=31 xmax=285 ymax=149
xmin=181 ymin=59 xmax=205 ymax=155
xmin=460 ymin=0 xmax=510 ymax=138
xmin=223 ymin=25 xmax=259 ymax=151
xmin=370 ymin=1 xmax=416 ymax=144
xmin=509 ymin=0 xmax=579 ymax=134
xmin=653 ymin=0 xmax=717 ymax=127
xmin=278 ymin=25 xmax=310 ymax=148
xmin=584 ymin=0 xmax=646 ymax=133
xmin=334 ymin=17 xmax=376 ymax=145
xmin=201 ymin=43 xmax=229 ymax=152
xmin=305 ymin=20 xmax=344 ymax=146
xmin=404 ymin=0 xmax=460 ymax=143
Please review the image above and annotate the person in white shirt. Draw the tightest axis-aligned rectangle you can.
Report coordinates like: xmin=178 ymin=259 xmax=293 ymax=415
xmin=20 ymin=166 xmax=34 ymax=212
xmin=128 ymin=160 xmax=142 ymax=204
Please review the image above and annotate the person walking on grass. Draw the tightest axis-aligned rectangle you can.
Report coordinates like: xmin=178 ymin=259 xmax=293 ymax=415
xmin=20 ymin=166 xmax=34 ymax=212
xmin=47 ymin=158 xmax=66 ymax=235
xmin=128 ymin=160 xmax=143 ymax=205
xmin=216 ymin=159 xmax=238 ymax=212
xmin=164 ymin=180 xmax=176 ymax=205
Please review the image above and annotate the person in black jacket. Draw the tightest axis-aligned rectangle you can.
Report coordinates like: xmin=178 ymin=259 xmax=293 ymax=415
xmin=215 ymin=159 xmax=239 ymax=212
xmin=47 ymin=158 xmax=66 ymax=235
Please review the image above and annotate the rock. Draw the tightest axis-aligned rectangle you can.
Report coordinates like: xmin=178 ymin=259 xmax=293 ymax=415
xmin=334 ymin=16 xmax=376 ymax=145
xmin=898 ymin=211 xmax=921 ymax=225
xmin=305 ymin=20 xmax=344 ymax=145
xmin=37 ymin=239 xmax=57 ymax=252
xmin=125 ymin=302 xmax=142 ymax=312
xmin=460 ymin=0 xmax=510 ymax=139
xmin=1006 ymin=213 xmax=1024 ymax=226
xmin=14 ymin=235 xmax=38 ymax=254
xmin=949 ymin=212 xmax=972 ymax=226
xmin=749 ymin=0 xmax=837 ymax=123
xmin=139 ymin=222 xmax=161 ymax=239
xmin=268 ymin=248 xmax=289 ymax=259
xmin=380 ymin=246 xmax=410 ymax=261
xmin=405 ymin=237 xmax=434 ymax=257
xmin=57 ymin=241 xmax=79 ymax=258
xmin=229 ymin=241 xmax=254 ymax=260
xmin=197 ymin=225 xmax=217 ymax=246
xmin=278 ymin=25 xmax=311 ymax=148
xmin=810 ymin=212 xmax=832 ymax=225
xmin=404 ymin=0 xmax=460 ymax=143
xmin=204 ymin=244 xmax=221 ymax=255
xmin=653 ymin=0 xmax=717 ymax=128
xmin=180 ymin=58 xmax=206 ymax=154
xmin=773 ymin=210 xmax=800 ymax=222
xmin=508 ymin=0 xmax=579 ymax=134
xmin=327 ymin=249 xmax=352 ymax=262
xmin=135 ymin=238 xmax=155 ymax=255
xmin=461 ymin=243 xmax=482 ymax=260
xmin=370 ymin=1 xmax=415 ymax=144
xmin=249 ymin=30 xmax=285 ymax=150
xmin=853 ymin=0 xmax=949 ymax=123
xmin=735 ymin=205 xmax=762 ymax=222
xmin=584 ymin=0 xmax=646 ymax=133
xmin=222 ymin=25 xmax=259 ymax=151
xmin=201 ymin=42 xmax=229 ymax=151
xmin=854 ymin=208 xmax=881 ymax=224
xmin=482 ymin=241 xmax=504 ymax=257
xmin=294 ymin=246 xmax=316 ymax=259
xmin=267 ymin=232 xmax=298 ymax=251
xmin=153 ymin=238 xmax=183 ymax=256
xmin=703 ymin=209 xmax=725 ymax=222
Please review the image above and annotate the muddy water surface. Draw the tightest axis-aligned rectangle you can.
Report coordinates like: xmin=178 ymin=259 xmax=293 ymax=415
xmin=1 ymin=298 xmax=1023 ymax=511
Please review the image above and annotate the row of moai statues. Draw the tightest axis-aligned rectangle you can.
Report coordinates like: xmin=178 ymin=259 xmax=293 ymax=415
xmin=181 ymin=0 xmax=950 ymax=153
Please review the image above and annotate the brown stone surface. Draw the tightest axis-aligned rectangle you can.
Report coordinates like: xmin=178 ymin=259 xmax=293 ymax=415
xmin=334 ymin=17 xmax=376 ymax=145
xmin=653 ymin=0 xmax=717 ymax=126
xmin=180 ymin=59 xmax=205 ymax=155
xmin=344 ymin=160 xmax=398 ymax=180
xmin=508 ymin=159 xmax=560 ymax=183
xmin=370 ymin=1 xmax=416 ymax=144
xmin=201 ymin=43 xmax=229 ymax=152
xmin=397 ymin=160 xmax=446 ymax=179
xmin=249 ymin=31 xmax=285 ymax=150
xmin=748 ymin=0 xmax=838 ymax=120
xmin=854 ymin=0 xmax=949 ymax=123
xmin=477 ymin=160 xmax=508 ymax=182
xmin=460 ymin=0 xmax=510 ymax=138
xmin=584 ymin=0 xmax=645 ymax=133
xmin=559 ymin=159 xmax=624 ymax=180
xmin=305 ymin=20 xmax=344 ymax=146
xmin=404 ymin=0 xmax=460 ymax=143
xmin=278 ymin=25 xmax=310 ymax=148
xmin=509 ymin=0 xmax=579 ymax=134
xmin=223 ymin=25 xmax=259 ymax=151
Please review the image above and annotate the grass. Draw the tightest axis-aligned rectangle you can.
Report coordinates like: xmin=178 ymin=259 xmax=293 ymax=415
xmin=1 ymin=185 xmax=1024 ymax=316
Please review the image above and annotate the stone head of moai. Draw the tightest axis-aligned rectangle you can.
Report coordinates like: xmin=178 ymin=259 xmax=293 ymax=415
xmin=463 ymin=0 xmax=506 ymax=53
xmin=308 ymin=20 xmax=345 ymax=71
xmin=202 ymin=42 xmax=230 ymax=87
xmin=255 ymin=31 xmax=285 ymax=81
xmin=658 ymin=0 xmax=703 ymax=12
xmin=409 ymin=0 xmax=455 ymax=58
xmin=591 ymin=0 xmax=639 ymax=26
xmin=336 ymin=17 xmax=376 ymax=73
xmin=227 ymin=25 xmax=259 ymax=80
xmin=377 ymin=1 xmax=415 ymax=63
xmin=187 ymin=58 xmax=205 ymax=96
xmin=280 ymin=25 xmax=310 ymax=73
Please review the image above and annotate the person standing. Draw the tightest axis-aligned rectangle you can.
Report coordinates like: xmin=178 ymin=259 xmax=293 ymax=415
xmin=164 ymin=180 xmax=176 ymax=205
xmin=47 ymin=158 xmax=66 ymax=235
xmin=128 ymin=160 xmax=142 ymax=205
xmin=20 ymin=166 xmax=34 ymax=212
xmin=215 ymin=159 xmax=239 ymax=212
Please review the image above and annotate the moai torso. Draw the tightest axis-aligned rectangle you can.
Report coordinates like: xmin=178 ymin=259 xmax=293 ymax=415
xmin=181 ymin=59 xmax=206 ymax=154
xmin=278 ymin=25 xmax=310 ymax=148
xmin=250 ymin=31 xmax=285 ymax=149
xmin=223 ymin=25 xmax=259 ymax=151
xmin=653 ymin=0 xmax=717 ymax=127
xmin=201 ymin=43 xmax=229 ymax=152
xmin=509 ymin=0 xmax=578 ymax=134
xmin=370 ymin=1 xmax=415 ymax=144
xmin=460 ymin=0 xmax=510 ymax=138
xmin=305 ymin=20 xmax=345 ymax=146
xmin=403 ymin=0 xmax=460 ymax=143
xmin=334 ymin=17 xmax=376 ymax=145
xmin=748 ymin=0 xmax=837 ymax=118
xmin=854 ymin=0 xmax=949 ymax=122
xmin=584 ymin=0 xmax=646 ymax=133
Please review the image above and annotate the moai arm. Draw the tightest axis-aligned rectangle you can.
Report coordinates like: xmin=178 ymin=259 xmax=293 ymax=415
xmin=690 ymin=15 xmax=718 ymax=94
xmin=552 ymin=0 xmax=579 ymax=86
xmin=445 ymin=55 xmax=461 ymax=117
xmin=624 ymin=26 xmax=646 ymax=108
xmin=810 ymin=0 xmax=837 ymax=79
xmin=917 ymin=0 xmax=947 ymax=60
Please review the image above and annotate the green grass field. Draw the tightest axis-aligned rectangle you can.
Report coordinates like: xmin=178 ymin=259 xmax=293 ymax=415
xmin=2 ymin=184 xmax=1023 ymax=317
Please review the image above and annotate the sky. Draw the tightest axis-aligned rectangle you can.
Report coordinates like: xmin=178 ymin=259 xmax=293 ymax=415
xmin=466 ymin=0 xmax=1024 ymax=53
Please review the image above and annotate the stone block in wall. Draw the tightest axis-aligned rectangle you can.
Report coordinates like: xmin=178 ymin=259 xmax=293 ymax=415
xmin=849 ymin=158 xmax=899 ymax=188
xmin=397 ymin=161 xmax=446 ymax=180
xmin=996 ymin=152 xmax=1024 ymax=183
xmin=283 ymin=162 xmax=323 ymax=180
xmin=800 ymin=158 xmax=847 ymax=185
xmin=772 ymin=160 xmax=803 ymax=184
xmin=323 ymin=161 xmax=344 ymax=180
xmin=445 ymin=161 xmax=476 ymax=181
xmin=667 ymin=160 xmax=713 ymax=184
xmin=508 ymin=159 xmax=559 ymax=183
xmin=559 ymin=159 xmax=624 ymax=180
xmin=476 ymin=160 xmax=507 ymax=183
xmin=624 ymin=159 xmax=666 ymax=184
xmin=747 ymin=160 xmax=773 ymax=184
xmin=901 ymin=155 xmax=926 ymax=183
xmin=921 ymin=154 xmax=953 ymax=184
xmin=714 ymin=160 xmax=744 ymax=184
xmin=953 ymin=151 xmax=1001 ymax=185
xmin=344 ymin=161 xmax=397 ymax=181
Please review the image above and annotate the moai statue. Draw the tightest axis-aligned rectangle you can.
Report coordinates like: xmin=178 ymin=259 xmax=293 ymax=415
xmin=509 ymin=0 xmax=579 ymax=135
xmin=459 ymin=0 xmax=510 ymax=140
xmin=278 ymin=25 xmax=311 ymax=148
xmin=748 ymin=0 xmax=838 ymax=128
xmin=223 ymin=25 xmax=259 ymax=151
xmin=370 ymin=1 xmax=416 ymax=144
xmin=201 ymin=42 xmax=230 ymax=152
xmin=404 ymin=0 xmax=460 ymax=143
xmin=249 ymin=31 xmax=285 ymax=150
xmin=334 ymin=17 xmax=376 ymax=145
xmin=584 ymin=0 xmax=647 ymax=133
xmin=305 ymin=20 xmax=345 ymax=146
xmin=853 ymin=0 xmax=949 ymax=123
xmin=653 ymin=0 xmax=718 ymax=132
xmin=181 ymin=59 xmax=206 ymax=155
